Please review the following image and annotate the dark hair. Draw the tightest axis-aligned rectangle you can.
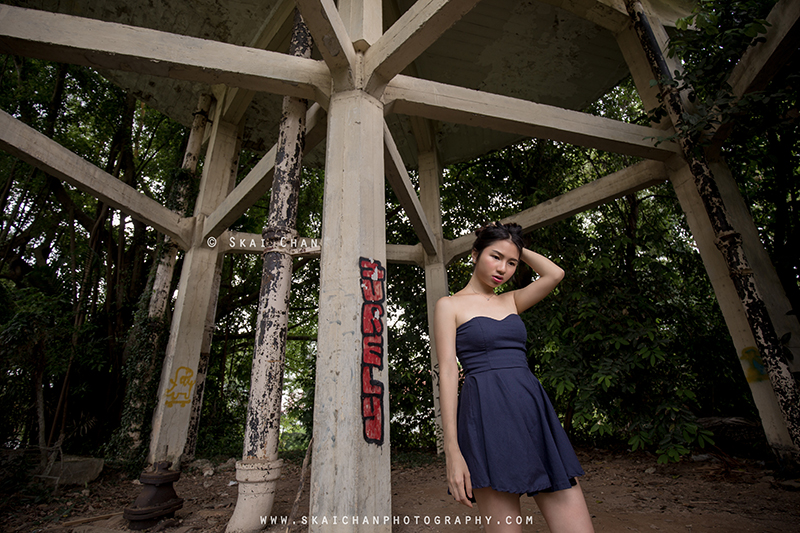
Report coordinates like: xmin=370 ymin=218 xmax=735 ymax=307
xmin=472 ymin=222 xmax=524 ymax=259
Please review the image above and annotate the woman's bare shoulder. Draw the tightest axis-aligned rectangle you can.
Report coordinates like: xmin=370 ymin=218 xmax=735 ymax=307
xmin=435 ymin=293 xmax=454 ymax=312
xmin=435 ymin=292 xmax=467 ymax=318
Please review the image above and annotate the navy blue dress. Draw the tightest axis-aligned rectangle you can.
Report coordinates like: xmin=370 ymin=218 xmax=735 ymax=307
xmin=456 ymin=314 xmax=584 ymax=496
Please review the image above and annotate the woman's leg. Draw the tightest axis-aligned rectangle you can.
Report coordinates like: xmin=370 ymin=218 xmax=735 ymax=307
xmin=473 ymin=487 xmax=524 ymax=533
xmin=532 ymin=481 xmax=594 ymax=533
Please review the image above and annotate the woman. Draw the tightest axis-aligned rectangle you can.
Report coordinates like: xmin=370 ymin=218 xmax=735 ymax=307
xmin=435 ymin=222 xmax=594 ymax=533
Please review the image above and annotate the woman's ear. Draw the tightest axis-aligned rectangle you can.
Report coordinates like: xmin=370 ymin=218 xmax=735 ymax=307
xmin=471 ymin=249 xmax=478 ymax=263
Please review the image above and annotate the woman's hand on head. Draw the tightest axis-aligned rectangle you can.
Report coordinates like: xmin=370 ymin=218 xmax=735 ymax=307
xmin=446 ymin=451 xmax=474 ymax=508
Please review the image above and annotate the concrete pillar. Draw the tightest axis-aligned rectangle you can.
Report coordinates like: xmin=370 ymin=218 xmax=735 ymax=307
xmin=310 ymin=88 xmax=391 ymax=531
xmin=183 ymin=252 xmax=226 ymax=460
xmin=418 ymin=146 xmax=448 ymax=453
xmin=119 ymin=94 xmax=211 ymax=458
xmin=148 ymin=94 xmax=212 ymax=319
xmin=668 ymin=160 xmax=797 ymax=457
xmin=706 ymin=155 xmax=800 ymax=373
xmin=148 ymin=101 xmax=241 ymax=467
xmin=338 ymin=0 xmax=382 ymax=51
xmin=622 ymin=0 xmax=800 ymax=453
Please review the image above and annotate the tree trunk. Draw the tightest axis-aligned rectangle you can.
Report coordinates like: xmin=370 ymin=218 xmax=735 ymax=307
xmin=34 ymin=341 xmax=47 ymax=471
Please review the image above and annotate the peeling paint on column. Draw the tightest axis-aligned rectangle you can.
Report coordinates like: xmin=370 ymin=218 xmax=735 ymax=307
xmin=227 ymin=10 xmax=312 ymax=531
xmin=360 ymin=258 xmax=386 ymax=445
xmin=626 ymin=0 xmax=800 ymax=451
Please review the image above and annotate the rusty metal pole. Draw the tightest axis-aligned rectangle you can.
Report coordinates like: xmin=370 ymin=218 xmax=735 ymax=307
xmin=226 ymin=11 xmax=312 ymax=533
xmin=625 ymin=0 xmax=800 ymax=451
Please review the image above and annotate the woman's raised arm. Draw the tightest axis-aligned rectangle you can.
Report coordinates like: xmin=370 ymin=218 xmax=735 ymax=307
xmin=512 ymin=248 xmax=565 ymax=314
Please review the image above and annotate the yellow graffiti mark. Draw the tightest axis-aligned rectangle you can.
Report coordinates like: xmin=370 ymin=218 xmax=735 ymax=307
xmin=740 ymin=347 xmax=769 ymax=383
xmin=165 ymin=366 xmax=195 ymax=407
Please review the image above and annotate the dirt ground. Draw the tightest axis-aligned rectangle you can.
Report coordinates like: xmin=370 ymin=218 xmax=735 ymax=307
xmin=2 ymin=448 xmax=799 ymax=533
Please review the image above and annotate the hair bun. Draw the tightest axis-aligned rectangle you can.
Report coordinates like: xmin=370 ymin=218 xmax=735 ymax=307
xmin=472 ymin=221 xmax=525 ymax=258
xmin=506 ymin=222 xmax=523 ymax=238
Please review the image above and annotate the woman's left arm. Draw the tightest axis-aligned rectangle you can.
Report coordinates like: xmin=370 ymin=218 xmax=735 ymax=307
xmin=512 ymin=248 xmax=565 ymax=314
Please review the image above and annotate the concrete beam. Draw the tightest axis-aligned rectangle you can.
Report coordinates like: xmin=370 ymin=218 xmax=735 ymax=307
xmin=417 ymin=142 xmax=448 ymax=454
xmin=0 ymin=109 xmax=191 ymax=250
xmin=728 ymin=0 xmax=800 ymax=98
xmin=537 ymin=0 xmax=629 ymax=32
xmin=295 ymin=0 xmax=358 ymax=77
xmin=149 ymin=113 xmax=242 ymax=467
xmin=615 ymin=23 xmax=663 ymax=116
xmin=445 ymin=159 xmax=669 ymax=263
xmin=337 ymin=0 xmax=382 ymax=51
xmin=221 ymin=0 xmax=297 ymax=124
xmin=203 ymin=103 xmax=327 ymax=239
xmin=0 ymin=4 xmax=331 ymax=103
xmin=384 ymin=75 xmax=681 ymax=161
xmin=383 ymin=122 xmax=438 ymax=256
xmin=669 ymin=159 xmax=798 ymax=457
xmin=537 ymin=0 xmax=691 ymax=33
xmin=364 ymin=0 xmax=481 ymax=92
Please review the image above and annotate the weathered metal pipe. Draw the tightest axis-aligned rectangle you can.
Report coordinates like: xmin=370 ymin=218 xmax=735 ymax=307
xmin=226 ymin=10 xmax=312 ymax=533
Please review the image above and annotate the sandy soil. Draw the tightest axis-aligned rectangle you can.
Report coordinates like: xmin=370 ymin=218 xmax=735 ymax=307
xmin=2 ymin=448 xmax=799 ymax=533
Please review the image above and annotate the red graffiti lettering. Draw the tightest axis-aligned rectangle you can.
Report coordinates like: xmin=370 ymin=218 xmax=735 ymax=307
xmin=362 ymin=303 xmax=383 ymax=335
xmin=360 ymin=258 xmax=386 ymax=445
xmin=362 ymin=336 xmax=383 ymax=367
xmin=362 ymin=397 xmax=382 ymax=441
xmin=362 ymin=366 xmax=383 ymax=395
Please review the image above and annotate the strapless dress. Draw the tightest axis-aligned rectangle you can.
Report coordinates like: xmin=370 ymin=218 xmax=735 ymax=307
xmin=456 ymin=314 xmax=583 ymax=496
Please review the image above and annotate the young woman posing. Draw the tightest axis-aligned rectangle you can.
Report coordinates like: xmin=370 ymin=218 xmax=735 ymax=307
xmin=435 ymin=222 xmax=594 ymax=533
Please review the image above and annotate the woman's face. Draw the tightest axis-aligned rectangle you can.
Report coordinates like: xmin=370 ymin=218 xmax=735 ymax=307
xmin=471 ymin=238 xmax=520 ymax=288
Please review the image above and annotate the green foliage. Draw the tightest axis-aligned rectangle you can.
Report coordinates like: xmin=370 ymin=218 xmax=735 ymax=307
xmin=0 ymin=55 xmax=188 ymax=462
xmin=652 ymin=1 xmax=774 ymax=150
xmin=665 ymin=0 xmax=799 ymax=322
xmin=0 ymin=282 xmax=74 ymax=447
xmin=105 ymin=269 xmax=171 ymax=472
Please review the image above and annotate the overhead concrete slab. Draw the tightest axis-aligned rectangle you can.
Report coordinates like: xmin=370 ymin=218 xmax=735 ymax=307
xmin=6 ymin=0 xmax=692 ymax=167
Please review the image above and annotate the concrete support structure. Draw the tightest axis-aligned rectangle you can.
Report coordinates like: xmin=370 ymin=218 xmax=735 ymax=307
xmin=3 ymin=4 xmax=800 ymax=531
xmin=311 ymin=88 xmax=391 ymax=532
xmin=123 ymin=94 xmax=212 ymax=454
xmin=184 ymin=252 xmax=226 ymax=460
xmin=668 ymin=161 xmax=796 ymax=456
xmin=148 ymin=103 xmax=242 ymax=467
xmin=412 ymin=117 xmax=449 ymax=453
xmin=621 ymin=0 xmax=800 ymax=455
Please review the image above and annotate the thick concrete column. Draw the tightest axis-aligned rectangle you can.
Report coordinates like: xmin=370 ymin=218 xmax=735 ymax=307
xmin=418 ymin=146 xmax=448 ymax=453
xmin=183 ymin=251 xmax=226 ymax=460
xmin=148 ymin=101 xmax=241 ymax=467
xmin=669 ymin=161 xmax=797 ymax=457
xmin=310 ymin=88 xmax=391 ymax=531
